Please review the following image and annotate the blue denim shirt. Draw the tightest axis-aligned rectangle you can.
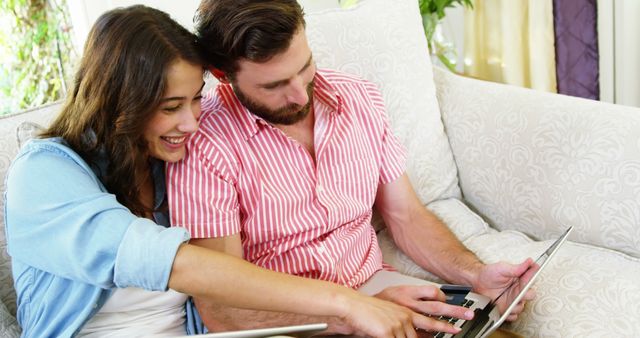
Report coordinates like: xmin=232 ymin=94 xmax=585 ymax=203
xmin=4 ymin=138 xmax=191 ymax=337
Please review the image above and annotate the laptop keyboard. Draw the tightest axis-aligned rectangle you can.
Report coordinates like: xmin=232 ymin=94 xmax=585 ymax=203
xmin=433 ymin=299 xmax=475 ymax=338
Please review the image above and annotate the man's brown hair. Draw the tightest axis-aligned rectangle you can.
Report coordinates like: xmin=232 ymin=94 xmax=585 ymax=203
xmin=195 ymin=0 xmax=305 ymax=77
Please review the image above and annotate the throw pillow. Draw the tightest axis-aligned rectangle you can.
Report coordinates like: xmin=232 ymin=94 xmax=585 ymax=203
xmin=305 ymin=0 xmax=461 ymax=204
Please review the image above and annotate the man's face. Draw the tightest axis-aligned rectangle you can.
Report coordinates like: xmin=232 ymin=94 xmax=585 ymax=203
xmin=230 ymin=28 xmax=316 ymax=125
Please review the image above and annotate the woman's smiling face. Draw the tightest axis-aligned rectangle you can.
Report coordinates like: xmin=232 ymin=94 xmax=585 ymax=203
xmin=144 ymin=59 xmax=204 ymax=163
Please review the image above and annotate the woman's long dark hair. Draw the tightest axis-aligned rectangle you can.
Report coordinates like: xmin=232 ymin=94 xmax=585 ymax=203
xmin=42 ymin=5 xmax=205 ymax=216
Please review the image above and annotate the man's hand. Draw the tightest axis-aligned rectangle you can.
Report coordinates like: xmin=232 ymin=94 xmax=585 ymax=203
xmin=342 ymin=291 xmax=465 ymax=337
xmin=472 ymin=259 xmax=538 ymax=321
xmin=374 ymin=284 xmax=476 ymax=322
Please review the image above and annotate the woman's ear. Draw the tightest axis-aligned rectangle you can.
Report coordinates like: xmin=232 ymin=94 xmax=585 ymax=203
xmin=209 ymin=67 xmax=228 ymax=83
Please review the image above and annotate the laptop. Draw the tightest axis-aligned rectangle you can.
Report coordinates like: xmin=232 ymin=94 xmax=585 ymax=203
xmin=177 ymin=323 xmax=328 ymax=338
xmin=435 ymin=226 xmax=573 ymax=338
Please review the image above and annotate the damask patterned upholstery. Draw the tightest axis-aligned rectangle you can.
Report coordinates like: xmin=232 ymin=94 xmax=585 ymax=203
xmin=307 ymin=0 xmax=462 ymax=206
xmin=306 ymin=0 xmax=640 ymax=336
xmin=0 ymin=301 xmax=20 ymax=337
xmin=435 ymin=67 xmax=640 ymax=258
xmin=1 ymin=0 xmax=639 ymax=336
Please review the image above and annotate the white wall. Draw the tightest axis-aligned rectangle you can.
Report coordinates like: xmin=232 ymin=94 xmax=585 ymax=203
xmin=598 ymin=0 xmax=640 ymax=107
xmin=440 ymin=7 xmax=465 ymax=73
xmin=68 ymin=1 xmax=468 ymax=71
xmin=597 ymin=0 xmax=614 ymax=103
xmin=67 ymin=0 xmax=341 ymax=51
xmin=69 ymin=1 xmax=638 ymax=107
xmin=67 ymin=0 xmax=200 ymax=50
xmin=613 ymin=0 xmax=640 ymax=107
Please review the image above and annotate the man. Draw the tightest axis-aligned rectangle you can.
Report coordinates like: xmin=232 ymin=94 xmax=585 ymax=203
xmin=167 ymin=0 xmax=534 ymax=335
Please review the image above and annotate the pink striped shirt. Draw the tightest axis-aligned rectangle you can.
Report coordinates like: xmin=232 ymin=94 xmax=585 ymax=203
xmin=167 ymin=69 xmax=406 ymax=287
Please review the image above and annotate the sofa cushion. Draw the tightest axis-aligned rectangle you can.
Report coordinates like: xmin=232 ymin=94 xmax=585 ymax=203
xmin=305 ymin=0 xmax=461 ymax=204
xmin=470 ymin=232 xmax=640 ymax=336
xmin=435 ymin=67 xmax=640 ymax=259
xmin=0 ymin=301 xmax=20 ymax=338
xmin=382 ymin=225 xmax=640 ymax=336
xmin=16 ymin=121 xmax=45 ymax=149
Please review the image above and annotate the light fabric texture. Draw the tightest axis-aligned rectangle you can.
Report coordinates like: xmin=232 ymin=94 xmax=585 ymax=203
xmin=466 ymin=232 xmax=640 ymax=337
xmin=0 ymin=302 xmax=20 ymax=338
xmin=435 ymin=67 xmax=640 ymax=259
xmin=381 ymin=223 xmax=640 ymax=337
xmin=434 ymin=68 xmax=640 ymax=335
xmin=306 ymin=0 xmax=461 ymax=205
xmin=77 ymin=287 xmax=187 ymax=337
xmin=464 ymin=0 xmax=557 ymax=93
xmin=16 ymin=122 xmax=45 ymax=149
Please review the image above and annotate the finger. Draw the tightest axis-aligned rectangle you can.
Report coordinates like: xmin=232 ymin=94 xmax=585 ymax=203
xmin=391 ymin=307 xmax=414 ymax=338
xmin=519 ymin=264 xmax=540 ymax=284
xmin=361 ymin=317 xmax=403 ymax=338
xmin=412 ymin=285 xmax=447 ymax=302
xmin=403 ymin=318 xmax=417 ymax=338
xmin=509 ymin=301 xmax=526 ymax=316
xmin=510 ymin=258 xmax=535 ymax=277
xmin=523 ymin=288 xmax=536 ymax=301
xmin=392 ymin=318 xmax=407 ymax=338
xmin=414 ymin=301 xmax=474 ymax=321
xmin=376 ymin=285 xmax=446 ymax=307
xmin=412 ymin=312 xmax=461 ymax=335
xmin=391 ymin=325 xmax=402 ymax=338
xmin=506 ymin=302 xmax=525 ymax=322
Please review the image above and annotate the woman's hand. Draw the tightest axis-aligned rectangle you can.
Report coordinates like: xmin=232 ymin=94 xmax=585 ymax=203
xmin=336 ymin=286 xmax=468 ymax=337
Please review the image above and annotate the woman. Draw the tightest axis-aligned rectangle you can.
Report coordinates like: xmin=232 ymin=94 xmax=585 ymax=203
xmin=3 ymin=5 xmax=445 ymax=338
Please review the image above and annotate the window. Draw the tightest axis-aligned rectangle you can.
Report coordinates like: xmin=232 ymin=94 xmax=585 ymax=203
xmin=0 ymin=0 xmax=77 ymax=116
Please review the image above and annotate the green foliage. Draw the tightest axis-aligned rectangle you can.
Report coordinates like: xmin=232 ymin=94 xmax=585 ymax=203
xmin=418 ymin=0 xmax=473 ymax=20
xmin=419 ymin=0 xmax=473 ymax=72
xmin=337 ymin=0 xmax=473 ymax=72
xmin=339 ymin=0 xmax=360 ymax=9
xmin=0 ymin=0 xmax=76 ymax=116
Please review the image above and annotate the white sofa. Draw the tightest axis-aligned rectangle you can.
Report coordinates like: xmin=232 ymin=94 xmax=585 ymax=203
xmin=2 ymin=0 xmax=640 ymax=336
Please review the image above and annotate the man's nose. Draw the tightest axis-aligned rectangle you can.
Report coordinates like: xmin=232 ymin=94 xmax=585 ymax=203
xmin=286 ymin=78 xmax=309 ymax=107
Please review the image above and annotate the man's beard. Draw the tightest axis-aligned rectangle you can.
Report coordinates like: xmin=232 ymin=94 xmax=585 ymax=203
xmin=232 ymin=80 xmax=315 ymax=125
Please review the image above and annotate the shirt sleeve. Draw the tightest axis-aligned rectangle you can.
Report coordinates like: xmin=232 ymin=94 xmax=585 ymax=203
xmin=166 ymin=131 xmax=241 ymax=238
xmin=4 ymin=142 xmax=190 ymax=291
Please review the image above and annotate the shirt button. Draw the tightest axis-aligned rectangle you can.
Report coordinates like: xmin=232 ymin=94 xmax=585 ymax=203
xmin=317 ymin=246 xmax=325 ymax=253
xmin=317 ymin=185 xmax=324 ymax=193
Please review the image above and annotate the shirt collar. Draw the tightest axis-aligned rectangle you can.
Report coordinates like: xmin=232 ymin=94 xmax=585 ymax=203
xmin=216 ymin=69 xmax=343 ymax=141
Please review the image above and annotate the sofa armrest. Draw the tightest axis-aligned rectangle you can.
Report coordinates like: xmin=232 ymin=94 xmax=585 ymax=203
xmin=0 ymin=301 xmax=20 ymax=338
xmin=434 ymin=68 xmax=640 ymax=258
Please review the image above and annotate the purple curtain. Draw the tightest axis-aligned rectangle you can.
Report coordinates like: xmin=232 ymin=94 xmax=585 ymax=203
xmin=553 ymin=0 xmax=599 ymax=100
